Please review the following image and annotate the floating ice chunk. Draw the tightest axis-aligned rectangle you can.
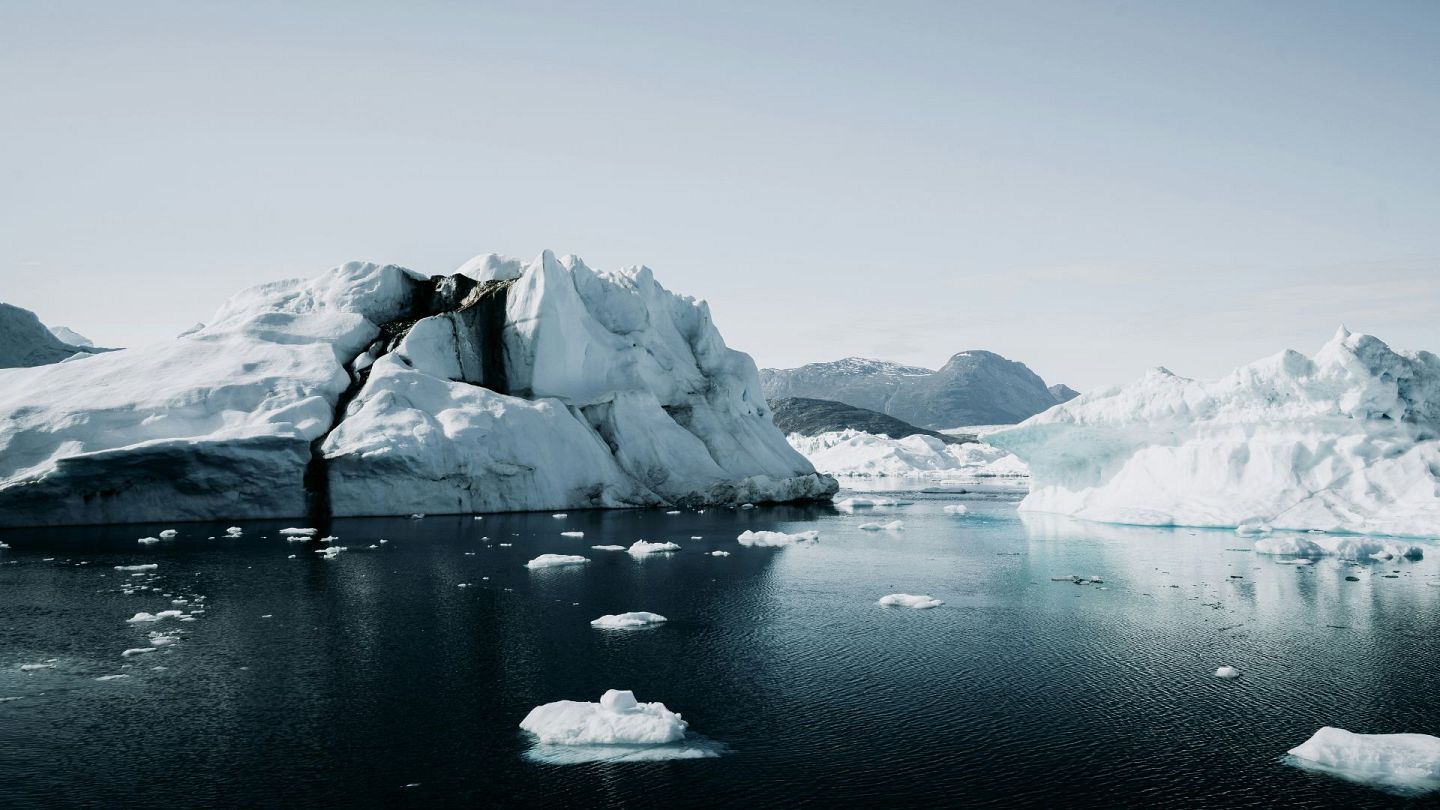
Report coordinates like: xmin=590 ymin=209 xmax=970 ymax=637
xmin=520 ymin=690 xmax=688 ymax=746
xmin=95 ymin=674 xmax=129 ymax=681
xmin=690 ymin=536 xmax=702 ymax=540
xmin=858 ymin=520 xmax=904 ymax=532
xmin=709 ymin=550 xmax=730 ymax=557
xmin=225 ymin=526 xmax=243 ymax=536
xmin=114 ymin=564 xmax=158 ymax=571
xmin=740 ymin=503 xmax=754 ymax=509
xmin=590 ymin=545 xmax=626 ymax=551
xmin=551 ymin=513 xmax=568 ymax=519
xmin=665 ymin=510 xmax=681 ymax=515
xmin=137 ymin=537 xmax=160 ymax=545
xmin=1234 ymin=520 xmax=1272 ymax=537
xmin=121 ymin=647 xmax=156 ymax=657
xmin=1287 ymin=726 xmax=1440 ymax=795
xmin=628 ymin=540 xmax=680 ymax=556
xmin=19 ymin=663 xmax=55 ymax=671
xmin=409 ymin=513 xmax=425 ymax=519
xmin=148 ymin=633 xmax=178 ymax=647
xmin=590 ymin=612 xmax=668 ymax=628
xmin=737 ymin=530 xmax=819 ymax=547
xmin=1214 ymin=666 xmax=1241 ymax=679
xmin=318 ymin=535 xmax=338 ymax=543
xmin=835 ymin=496 xmax=911 ymax=510
xmin=280 ymin=528 xmax=317 ymax=536
xmin=155 ymin=610 xmax=184 ymax=618
xmin=525 ymin=554 xmax=589 ymax=570
xmin=0 ymin=542 xmax=9 ymax=549
xmin=560 ymin=531 xmax=585 ymax=538
xmin=127 ymin=612 xmax=161 ymax=623
xmin=1275 ymin=558 xmax=1314 ymax=566
xmin=1255 ymin=535 xmax=1423 ymax=560
xmin=943 ymin=504 xmax=969 ymax=515
xmin=158 ymin=529 xmax=178 ymax=538
xmin=878 ymin=593 xmax=943 ymax=609
xmin=316 ymin=546 xmax=343 ymax=559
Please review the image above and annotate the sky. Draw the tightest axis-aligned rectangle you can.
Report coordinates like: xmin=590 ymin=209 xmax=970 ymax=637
xmin=2 ymin=0 xmax=1438 ymax=390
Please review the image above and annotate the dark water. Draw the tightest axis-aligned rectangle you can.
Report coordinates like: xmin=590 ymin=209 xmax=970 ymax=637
xmin=2 ymin=491 xmax=1438 ymax=809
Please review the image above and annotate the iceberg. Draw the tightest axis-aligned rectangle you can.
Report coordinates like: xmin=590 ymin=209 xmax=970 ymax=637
xmin=790 ymin=429 xmax=1028 ymax=479
xmin=524 ymin=554 xmax=589 ymax=570
xmin=590 ymin=611 xmax=668 ymax=628
xmin=520 ymin=689 xmax=688 ymax=746
xmin=628 ymin=540 xmax=680 ymax=556
xmin=0 ymin=252 xmax=835 ymax=528
xmin=1287 ymin=727 xmax=1440 ymax=795
xmin=1253 ymin=534 xmax=1423 ymax=560
xmin=737 ymin=529 xmax=819 ymax=547
xmin=878 ymin=593 xmax=943 ymax=609
xmin=991 ymin=329 xmax=1440 ymax=539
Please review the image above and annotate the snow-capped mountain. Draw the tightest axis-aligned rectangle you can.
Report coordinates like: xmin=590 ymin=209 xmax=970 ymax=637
xmin=991 ymin=328 xmax=1440 ymax=539
xmin=761 ymin=351 xmax=1074 ymax=430
xmin=0 ymin=303 xmax=106 ymax=369
xmin=0 ymin=252 xmax=836 ymax=527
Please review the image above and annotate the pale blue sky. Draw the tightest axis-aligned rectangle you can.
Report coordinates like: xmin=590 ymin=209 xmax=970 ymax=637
xmin=3 ymin=1 xmax=1437 ymax=389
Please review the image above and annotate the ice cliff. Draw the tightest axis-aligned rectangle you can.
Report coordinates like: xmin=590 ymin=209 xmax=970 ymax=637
xmin=990 ymin=328 xmax=1440 ymax=538
xmin=0 ymin=251 xmax=835 ymax=527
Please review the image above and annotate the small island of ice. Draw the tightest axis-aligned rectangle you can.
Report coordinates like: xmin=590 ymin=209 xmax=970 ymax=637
xmin=590 ymin=612 xmax=668 ymax=628
xmin=1287 ymin=726 xmax=1440 ymax=795
xmin=524 ymin=554 xmax=589 ymax=570
xmin=878 ymin=593 xmax=943 ymax=609
xmin=520 ymin=689 xmax=688 ymax=746
xmin=737 ymin=529 xmax=819 ymax=547
xmin=628 ymin=540 xmax=680 ymax=556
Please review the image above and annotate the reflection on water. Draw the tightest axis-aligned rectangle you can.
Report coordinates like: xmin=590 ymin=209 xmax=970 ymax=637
xmin=1 ymin=494 xmax=1437 ymax=807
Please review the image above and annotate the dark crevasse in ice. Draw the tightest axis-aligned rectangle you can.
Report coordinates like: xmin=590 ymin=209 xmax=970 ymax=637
xmin=303 ymin=274 xmax=518 ymax=520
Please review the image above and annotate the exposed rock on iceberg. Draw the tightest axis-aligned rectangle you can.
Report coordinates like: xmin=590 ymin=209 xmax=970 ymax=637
xmin=0 ymin=252 xmax=835 ymax=527
xmin=1287 ymin=726 xmax=1440 ymax=795
xmin=992 ymin=329 xmax=1440 ymax=539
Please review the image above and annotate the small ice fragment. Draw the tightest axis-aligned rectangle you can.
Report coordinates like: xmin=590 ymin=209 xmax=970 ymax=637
xmin=379 ymin=539 xmax=388 ymax=544
xmin=690 ymin=536 xmax=702 ymax=540
xmin=590 ymin=612 xmax=668 ymax=628
xmin=740 ymin=503 xmax=754 ymax=509
xmin=225 ymin=526 xmax=243 ymax=536
xmin=1286 ymin=726 xmax=1440 ymax=793
xmin=665 ymin=510 xmax=681 ymax=515
xmin=591 ymin=545 xmax=626 ymax=551
xmin=316 ymin=546 xmax=342 ymax=559
xmin=858 ymin=520 xmax=904 ymax=532
xmin=709 ymin=551 xmax=730 ymax=557
xmin=158 ymin=529 xmax=178 ymax=538
xmin=280 ymin=528 xmax=317 ymax=536
xmin=95 ymin=674 xmax=129 ymax=681
xmin=409 ymin=513 xmax=425 ymax=519
xmin=561 ymin=531 xmax=585 ymax=538
xmin=122 ymin=647 xmax=156 ymax=657
xmin=525 ymin=554 xmax=589 ymax=570
xmin=878 ymin=593 xmax=943 ymax=609
xmin=943 ymin=504 xmax=969 ymax=515
xmin=137 ymin=537 xmax=160 ymax=545
xmin=551 ymin=513 xmax=568 ymax=519
xmin=19 ymin=663 xmax=56 ymax=671
xmin=628 ymin=540 xmax=680 ymax=556
xmin=1214 ymin=666 xmax=1241 ymax=679
xmin=114 ymin=564 xmax=158 ymax=571
xmin=1234 ymin=519 xmax=1273 ymax=536
xmin=127 ymin=612 xmax=160 ymax=623
xmin=472 ymin=516 xmax=484 ymax=520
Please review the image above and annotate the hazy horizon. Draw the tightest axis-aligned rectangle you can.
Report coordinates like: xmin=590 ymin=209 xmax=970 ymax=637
xmin=4 ymin=1 xmax=1438 ymax=390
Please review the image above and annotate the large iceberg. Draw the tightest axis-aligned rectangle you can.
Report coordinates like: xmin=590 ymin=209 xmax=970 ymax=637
xmin=991 ymin=329 xmax=1440 ymax=538
xmin=0 ymin=252 xmax=835 ymax=527
xmin=787 ymin=429 xmax=1028 ymax=479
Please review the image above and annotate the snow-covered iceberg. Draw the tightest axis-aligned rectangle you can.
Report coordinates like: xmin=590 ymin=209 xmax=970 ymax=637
xmin=520 ymin=689 xmax=688 ymax=746
xmin=991 ymin=329 xmax=1440 ymax=539
xmin=590 ymin=611 xmax=668 ymax=628
xmin=788 ymin=429 xmax=1027 ymax=479
xmin=0 ymin=252 xmax=835 ymax=527
xmin=1287 ymin=726 xmax=1440 ymax=795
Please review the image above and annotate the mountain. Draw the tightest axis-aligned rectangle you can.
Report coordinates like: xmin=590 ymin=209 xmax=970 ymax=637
xmin=769 ymin=397 xmax=973 ymax=445
xmin=1048 ymin=383 xmax=1079 ymax=403
xmin=0 ymin=251 xmax=836 ymax=528
xmin=990 ymin=327 xmax=1440 ymax=539
xmin=758 ymin=358 xmax=932 ymax=413
xmin=48 ymin=325 xmax=94 ymax=347
xmin=761 ymin=351 xmax=1073 ymax=430
xmin=0 ymin=303 xmax=106 ymax=369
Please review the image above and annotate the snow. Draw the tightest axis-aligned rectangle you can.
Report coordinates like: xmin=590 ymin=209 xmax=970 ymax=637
xmin=878 ymin=593 xmax=943 ymax=609
xmin=858 ymin=520 xmax=904 ymax=532
xmin=789 ymin=429 xmax=1029 ymax=480
xmin=992 ymin=329 xmax=1440 ymax=539
xmin=1214 ymin=666 xmax=1241 ymax=679
xmin=590 ymin=611 xmax=668 ymax=628
xmin=737 ymin=529 xmax=819 ymax=547
xmin=1287 ymin=727 xmax=1440 ymax=794
xmin=628 ymin=540 xmax=680 ymax=556
xmin=520 ymin=690 xmax=688 ymax=746
xmin=1253 ymin=534 xmax=1423 ymax=560
xmin=0 ymin=252 xmax=835 ymax=528
xmin=525 ymin=554 xmax=589 ymax=570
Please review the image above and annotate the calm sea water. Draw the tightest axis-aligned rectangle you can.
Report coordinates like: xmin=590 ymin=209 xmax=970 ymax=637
xmin=2 ymin=488 xmax=1438 ymax=808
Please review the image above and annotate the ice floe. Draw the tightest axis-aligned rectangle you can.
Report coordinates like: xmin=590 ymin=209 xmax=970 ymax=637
xmin=628 ymin=540 xmax=680 ymax=556
xmin=521 ymin=689 xmax=688 ymax=746
xmin=737 ymin=529 xmax=819 ymax=547
xmin=560 ymin=531 xmax=585 ymax=538
xmin=1287 ymin=726 xmax=1440 ymax=795
xmin=878 ymin=593 xmax=943 ymax=609
xmin=943 ymin=504 xmax=969 ymax=515
xmin=1213 ymin=666 xmax=1241 ymax=679
xmin=1254 ymin=534 xmax=1423 ymax=560
xmin=858 ymin=520 xmax=904 ymax=532
xmin=280 ymin=528 xmax=317 ymax=536
xmin=590 ymin=612 xmax=668 ymax=628
xmin=114 ymin=564 xmax=158 ymax=571
xmin=590 ymin=545 xmax=626 ymax=551
xmin=525 ymin=554 xmax=589 ymax=570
